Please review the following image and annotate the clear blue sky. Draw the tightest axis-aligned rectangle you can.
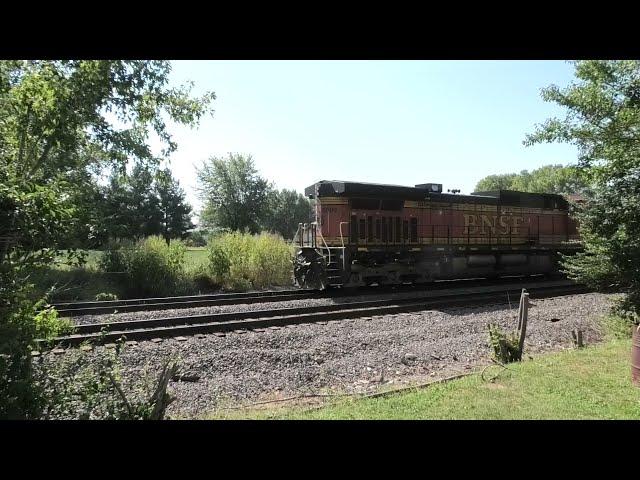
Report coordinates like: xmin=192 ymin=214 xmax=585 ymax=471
xmin=156 ymin=60 xmax=578 ymax=213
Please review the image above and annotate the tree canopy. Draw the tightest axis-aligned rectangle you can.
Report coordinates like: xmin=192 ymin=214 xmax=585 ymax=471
xmin=0 ymin=60 xmax=214 ymax=418
xmin=474 ymin=164 xmax=591 ymax=196
xmin=196 ymin=153 xmax=271 ymax=234
xmin=196 ymin=153 xmax=311 ymax=238
xmin=525 ymin=60 xmax=640 ymax=321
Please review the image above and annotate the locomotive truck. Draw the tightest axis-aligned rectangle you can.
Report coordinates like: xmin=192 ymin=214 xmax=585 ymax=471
xmin=293 ymin=180 xmax=582 ymax=290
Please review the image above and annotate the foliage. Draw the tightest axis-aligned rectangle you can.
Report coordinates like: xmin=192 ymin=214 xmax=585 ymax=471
xmin=600 ymin=312 xmax=637 ymax=340
xmin=155 ymin=168 xmax=194 ymax=244
xmin=474 ymin=164 xmax=591 ymax=195
xmin=184 ymin=230 xmax=209 ymax=247
xmin=99 ymin=236 xmax=188 ymax=297
xmin=262 ymin=188 xmax=312 ymax=240
xmin=525 ymin=61 xmax=640 ymax=321
xmin=98 ymin=243 xmax=129 ymax=273
xmin=100 ymin=166 xmax=194 ymax=244
xmin=207 ymin=232 xmax=294 ymax=291
xmin=0 ymin=267 xmax=71 ymax=418
xmin=197 ymin=153 xmax=271 ymax=234
xmin=0 ymin=60 xmax=213 ymax=418
xmin=487 ymin=323 xmax=522 ymax=363
xmin=33 ymin=303 xmax=74 ymax=341
xmin=95 ymin=292 xmax=119 ymax=301
xmin=34 ymin=343 xmax=179 ymax=420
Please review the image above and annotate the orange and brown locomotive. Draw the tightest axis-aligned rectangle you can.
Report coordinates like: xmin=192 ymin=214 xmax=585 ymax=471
xmin=293 ymin=180 xmax=582 ymax=289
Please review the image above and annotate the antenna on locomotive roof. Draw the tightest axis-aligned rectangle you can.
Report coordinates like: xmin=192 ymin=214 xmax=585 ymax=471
xmin=448 ymin=189 xmax=461 ymax=194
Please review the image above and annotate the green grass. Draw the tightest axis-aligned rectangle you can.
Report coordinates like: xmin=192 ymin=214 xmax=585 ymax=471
xmin=207 ymin=340 xmax=640 ymax=420
xmin=184 ymin=247 xmax=208 ymax=273
xmin=36 ymin=247 xmax=212 ymax=301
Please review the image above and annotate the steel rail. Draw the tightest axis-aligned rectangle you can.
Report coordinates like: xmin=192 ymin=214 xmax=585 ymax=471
xmin=49 ymin=275 xmax=556 ymax=317
xmin=40 ymin=281 xmax=588 ymax=347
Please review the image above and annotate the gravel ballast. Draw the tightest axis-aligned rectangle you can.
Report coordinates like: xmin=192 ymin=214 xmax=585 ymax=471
xmin=44 ymin=292 xmax=616 ymax=418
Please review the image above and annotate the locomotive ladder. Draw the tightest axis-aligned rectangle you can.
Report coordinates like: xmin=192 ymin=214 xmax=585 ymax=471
xmin=321 ymin=246 xmax=346 ymax=287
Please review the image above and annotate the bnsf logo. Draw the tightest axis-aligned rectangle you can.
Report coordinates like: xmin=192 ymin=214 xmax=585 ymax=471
xmin=464 ymin=214 xmax=526 ymax=235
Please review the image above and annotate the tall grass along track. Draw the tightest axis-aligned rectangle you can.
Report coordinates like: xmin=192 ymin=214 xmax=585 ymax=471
xmin=41 ymin=280 xmax=587 ymax=348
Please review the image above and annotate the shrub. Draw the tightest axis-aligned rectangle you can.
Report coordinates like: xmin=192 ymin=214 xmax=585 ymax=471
xmin=487 ymin=323 xmax=522 ymax=363
xmin=98 ymin=236 xmax=189 ymax=297
xmin=184 ymin=230 xmax=209 ymax=247
xmin=34 ymin=342 xmax=179 ymax=420
xmin=99 ymin=248 xmax=127 ymax=273
xmin=33 ymin=303 xmax=74 ymax=341
xmin=207 ymin=232 xmax=293 ymax=291
xmin=123 ymin=236 xmax=187 ymax=297
xmin=95 ymin=293 xmax=119 ymax=301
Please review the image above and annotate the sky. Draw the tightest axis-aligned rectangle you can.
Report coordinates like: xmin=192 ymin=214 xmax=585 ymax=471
xmin=154 ymin=60 xmax=578 ymax=213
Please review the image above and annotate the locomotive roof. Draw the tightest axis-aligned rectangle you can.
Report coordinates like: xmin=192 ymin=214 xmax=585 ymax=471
xmin=304 ymin=180 xmax=569 ymax=210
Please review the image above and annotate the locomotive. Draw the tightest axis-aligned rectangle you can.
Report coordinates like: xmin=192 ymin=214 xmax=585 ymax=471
xmin=292 ymin=180 xmax=582 ymax=290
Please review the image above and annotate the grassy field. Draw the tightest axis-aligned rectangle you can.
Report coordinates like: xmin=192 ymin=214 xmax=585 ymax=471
xmin=208 ymin=339 xmax=640 ymax=420
xmin=36 ymin=248 xmax=211 ymax=301
xmin=184 ymin=247 xmax=208 ymax=271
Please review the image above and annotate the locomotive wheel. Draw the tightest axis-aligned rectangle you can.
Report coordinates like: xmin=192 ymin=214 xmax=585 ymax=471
xmin=294 ymin=249 xmax=328 ymax=290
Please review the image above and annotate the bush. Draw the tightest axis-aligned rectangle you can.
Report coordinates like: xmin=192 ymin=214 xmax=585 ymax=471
xmin=488 ymin=323 xmax=522 ymax=363
xmin=95 ymin=293 xmax=119 ymax=301
xmin=34 ymin=342 xmax=179 ymax=420
xmin=207 ymin=232 xmax=293 ymax=291
xmin=33 ymin=302 xmax=74 ymax=341
xmin=184 ymin=230 xmax=209 ymax=247
xmin=98 ymin=236 xmax=189 ymax=297
xmin=98 ymin=248 xmax=127 ymax=273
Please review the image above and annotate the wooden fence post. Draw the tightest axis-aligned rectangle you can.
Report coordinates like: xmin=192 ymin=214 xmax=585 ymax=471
xmin=517 ymin=290 xmax=529 ymax=360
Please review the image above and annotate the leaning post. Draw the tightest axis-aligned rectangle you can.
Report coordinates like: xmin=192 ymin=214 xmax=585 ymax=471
xmin=517 ymin=290 xmax=529 ymax=360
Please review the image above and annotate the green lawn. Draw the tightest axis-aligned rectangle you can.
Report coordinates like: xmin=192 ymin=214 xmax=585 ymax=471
xmin=208 ymin=340 xmax=640 ymax=420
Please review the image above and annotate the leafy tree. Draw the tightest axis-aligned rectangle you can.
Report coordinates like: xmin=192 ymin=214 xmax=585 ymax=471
xmin=155 ymin=168 xmax=194 ymax=244
xmin=263 ymin=188 xmax=312 ymax=239
xmin=102 ymin=170 xmax=135 ymax=241
xmin=196 ymin=153 xmax=271 ymax=234
xmin=127 ymin=163 xmax=164 ymax=238
xmin=474 ymin=164 xmax=591 ymax=195
xmin=525 ymin=60 xmax=640 ymax=322
xmin=0 ymin=60 xmax=214 ymax=418
xmin=474 ymin=172 xmax=519 ymax=192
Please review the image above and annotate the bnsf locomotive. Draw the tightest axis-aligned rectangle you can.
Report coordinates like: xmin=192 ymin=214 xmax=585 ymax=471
xmin=293 ymin=180 xmax=582 ymax=290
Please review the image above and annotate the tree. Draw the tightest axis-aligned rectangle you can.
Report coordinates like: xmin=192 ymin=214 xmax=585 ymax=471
xmin=127 ymin=163 xmax=164 ymax=239
xmin=155 ymin=168 xmax=194 ymax=244
xmin=474 ymin=164 xmax=591 ymax=195
xmin=263 ymin=188 xmax=312 ymax=239
xmin=474 ymin=172 xmax=519 ymax=192
xmin=0 ymin=60 xmax=214 ymax=418
xmin=196 ymin=153 xmax=271 ymax=234
xmin=525 ymin=60 xmax=640 ymax=321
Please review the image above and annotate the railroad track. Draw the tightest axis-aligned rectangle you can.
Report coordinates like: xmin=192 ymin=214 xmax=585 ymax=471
xmin=49 ymin=275 xmax=556 ymax=317
xmin=40 ymin=280 xmax=588 ymax=348
xmin=49 ymin=288 xmax=319 ymax=317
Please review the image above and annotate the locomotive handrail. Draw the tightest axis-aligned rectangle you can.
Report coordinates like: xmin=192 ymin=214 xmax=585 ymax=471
xmin=339 ymin=222 xmax=349 ymax=249
xmin=315 ymin=223 xmax=331 ymax=266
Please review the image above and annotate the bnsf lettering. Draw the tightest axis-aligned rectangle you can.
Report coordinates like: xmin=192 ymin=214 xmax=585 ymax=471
xmin=464 ymin=214 xmax=526 ymax=235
